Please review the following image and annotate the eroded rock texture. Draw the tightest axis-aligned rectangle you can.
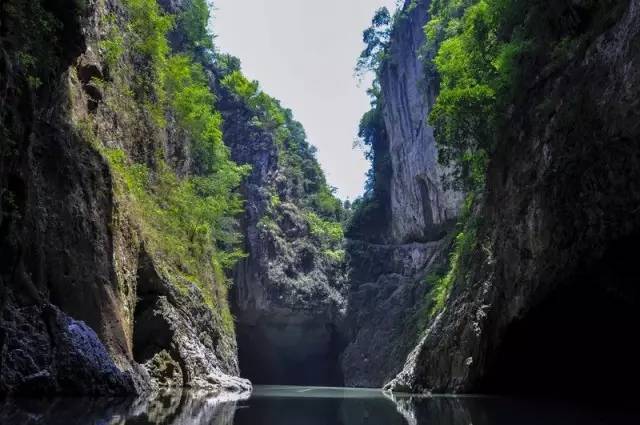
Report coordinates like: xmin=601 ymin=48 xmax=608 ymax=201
xmin=341 ymin=0 xmax=461 ymax=387
xmin=380 ymin=0 xmax=462 ymax=243
xmin=341 ymin=240 xmax=451 ymax=387
xmin=0 ymin=0 xmax=249 ymax=395
xmin=387 ymin=0 xmax=640 ymax=395
xmin=218 ymin=79 xmax=347 ymax=386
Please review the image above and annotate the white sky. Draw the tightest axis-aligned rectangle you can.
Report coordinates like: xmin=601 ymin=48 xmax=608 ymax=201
xmin=213 ymin=0 xmax=399 ymax=201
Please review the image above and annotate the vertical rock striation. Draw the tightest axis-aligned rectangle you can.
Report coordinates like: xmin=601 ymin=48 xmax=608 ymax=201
xmin=341 ymin=0 xmax=462 ymax=387
xmin=0 ymin=0 xmax=250 ymax=395
xmin=380 ymin=0 xmax=462 ymax=244
xmin=386 ymin=0 xmax=640 ymax=395
xmin=216 ymin=72 xmax=347 ymax=386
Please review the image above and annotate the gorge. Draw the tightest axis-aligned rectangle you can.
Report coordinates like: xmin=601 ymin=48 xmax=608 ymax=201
xmin=1 ymin=0 xmax=640 ymax=422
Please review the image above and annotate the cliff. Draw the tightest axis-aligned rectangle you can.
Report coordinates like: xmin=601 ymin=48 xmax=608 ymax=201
xmin=387 ymin=0 xmax=640 ymax=395
xmin=0 ymin=0 xmax=254 ymax=395
xmin=379 ymin=0 xmax=462 ymax=244
xmin=3 ymin=0 xmax=638 ymax=398
xmin=213 ymin=62 xmax=347 ymax=386
xmin=341 ymin=0 xmax=462 ymax=387
xmin=0 ymin=0 xmax=347 ymax=395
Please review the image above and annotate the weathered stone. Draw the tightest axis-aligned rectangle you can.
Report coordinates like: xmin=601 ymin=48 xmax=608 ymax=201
xmin=341 ymin=239 xmax=452 ymax=387
xmin=341 ymin=0 xmax=461 ymax=388
xmin=0 ymin=0 xmax=249 ymax=396
xmin=218 ymin=79 xmax=347 ymax=385
xmin=380 ymin=0 xmax=463 ymax=244
xmin=386 ymin=0 xmax=640 ymax=394
xmin=0 ymin=304 xmax=134 ymax=395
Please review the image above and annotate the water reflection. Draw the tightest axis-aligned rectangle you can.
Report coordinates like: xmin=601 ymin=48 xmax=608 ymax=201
xmin=385 ymin=391 xmax=640 ymax=425
xmin=0 ymin=389 xmax=246 ymax=425
xmin=1 ymin=386 xmax=638 ymax=424
xmin=237 ymin=386 xmax=406 ymax=425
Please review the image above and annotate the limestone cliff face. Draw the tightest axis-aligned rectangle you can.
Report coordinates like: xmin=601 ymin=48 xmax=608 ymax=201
xmin=0 ymin=0 xmax=249 ymax=395
xmin=341 ymin=0 xmax=461 ymax=387
xmin=217 ymin=74 xmax=347 ymax=386
xmin=380 ymin=0 xmax=462 ymax=244
xmin=341 ymin=239 xmax=450 ymax=387
xmin=387 ymin=0 xmax=640 ymax=395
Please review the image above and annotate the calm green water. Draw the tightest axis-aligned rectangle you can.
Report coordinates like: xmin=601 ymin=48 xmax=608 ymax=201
xmin=1 ymin=385 xmax=638 ymax=424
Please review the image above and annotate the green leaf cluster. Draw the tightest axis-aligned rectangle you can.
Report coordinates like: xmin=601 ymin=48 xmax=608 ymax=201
xmin=426 ymin=0 xmax=626 ymax=191
xmin=91 ymin=0 xmax=250 ymax=323
xmin=102 ymin=148 xmax=243 ymax=316
xmin=427 ymin=0 xmax=523 ymax=191
xmin=219 ymin=58 xmax=345 ymax=260
xmin=305 ymin=212 xmax=344 ymax=247
xmin=176 ymin=0 xmax=213 ymax=50
xmin=221 ymin=69 xmax=345 ymax=222
xmin=426 ymin=193 xmax=478 ymax=317
xmin=346 ymin=82 xmax=391 ymax=240
xmin=355 ymin=7 xmax=392 ymax=78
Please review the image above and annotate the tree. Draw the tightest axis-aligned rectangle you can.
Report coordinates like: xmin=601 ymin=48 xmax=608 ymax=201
xmin=355 ymin=7 xmax=392 ymax=78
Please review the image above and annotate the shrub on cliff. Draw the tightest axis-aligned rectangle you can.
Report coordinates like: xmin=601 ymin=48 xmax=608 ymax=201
xmin=83 ymin=0 xmax=251 ymax=319
xmin=426 ymin=0 xmax=627 ymax=191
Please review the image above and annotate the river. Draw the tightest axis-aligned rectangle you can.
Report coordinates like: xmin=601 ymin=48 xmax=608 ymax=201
xmin=1 ymin=385 xmax=638 ymax=424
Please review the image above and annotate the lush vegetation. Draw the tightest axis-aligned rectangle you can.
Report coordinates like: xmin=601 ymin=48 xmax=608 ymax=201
xmin=83 ymin=0 xmax=252 ymax=324
xmin=426 ymin=0 xmax=627 ymax=191
xmin=425 ymin=194 xmax=478 ymax=316
xmin=355 ymin=7 xmax=392 ymax=78
xmin=219 ymin=66 xmax=346 ymax=258
xmin=345 ymin=83 xmax=392 ymax=241
xmin=220 ymin=70 xmax=342 ymax=218
xmin=425 ymin=0 xmax=519 ymax=191
xmin=349 ymin=0 xmax=628 ymax=316
xmin=421 ymin=0 xmax=627 ymax=312
xmin=175 ymin=0 xmax=214 ymax=51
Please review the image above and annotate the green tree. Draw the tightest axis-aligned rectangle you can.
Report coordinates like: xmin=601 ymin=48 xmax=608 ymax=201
xmin=426 ymin=0 xmax=522 ymax=191
xmin=355 ymin=7 xmax=392 ymax=78
xmin=177 ymin=0 xmax=213 ymax=50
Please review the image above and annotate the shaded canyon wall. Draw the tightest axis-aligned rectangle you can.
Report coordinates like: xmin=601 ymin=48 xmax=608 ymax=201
xmin=387 ymin=0 xmax=640 ymax=395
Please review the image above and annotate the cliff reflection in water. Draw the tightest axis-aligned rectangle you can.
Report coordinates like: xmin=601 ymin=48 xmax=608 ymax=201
xmin=1 ymin=386 xmax=639 ymax=425
xmin=0 ymin=389 xmax=244 ymax=425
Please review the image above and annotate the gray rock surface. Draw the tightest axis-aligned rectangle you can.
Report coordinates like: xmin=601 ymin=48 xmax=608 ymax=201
xmin=133 ymin=254 xmax=250 ymax=393
xmin=0 ymin=304 xmax=134 ymax=395
xmin=380 ymin=0 xmax=463 ymax=244
xmin=218 ymin=83 xmax=347 ymax=385
xmin=341 ymin=0 xmax=461 ymax=387
xmin=0 ymin=0 xmax=248 ymax=395
xmin=341 ymin=239 xmax=451 ymax=387
xmin=386 ymin=0 xmax=640 ymax=394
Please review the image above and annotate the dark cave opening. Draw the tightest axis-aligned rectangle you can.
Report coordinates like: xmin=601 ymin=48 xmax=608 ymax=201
xmin=478 ymin=233 xmax=640 ymax=400
xmin=132 ymin=294 xmax=172 ymax=364
xmin=132 ymin=250 xmax=180 ymax=366
xmin=236 ymin=321 xmax=345 ymax=386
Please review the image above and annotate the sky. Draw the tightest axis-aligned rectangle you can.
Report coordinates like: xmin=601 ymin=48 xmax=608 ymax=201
xmin=213 ymin=0 xmax=399 ymax=201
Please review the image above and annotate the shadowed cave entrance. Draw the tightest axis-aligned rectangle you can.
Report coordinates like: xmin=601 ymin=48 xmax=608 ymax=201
xmin=478 ymin=233 xmax=640 ymax=399
xmin=235 ymin=321 xmax=344 ymax=386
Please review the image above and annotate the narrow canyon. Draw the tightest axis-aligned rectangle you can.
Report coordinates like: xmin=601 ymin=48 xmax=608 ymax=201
xmin=1 ymin=0 xmax=639 ymax=406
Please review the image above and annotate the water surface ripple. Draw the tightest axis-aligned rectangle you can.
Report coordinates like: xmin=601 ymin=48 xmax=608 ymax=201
xmin=1 ymin=385 xmax=638 ymax=424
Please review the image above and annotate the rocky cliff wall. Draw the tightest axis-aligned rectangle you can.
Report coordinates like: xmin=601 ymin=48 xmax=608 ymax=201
xmin=341 ymin=0 xmax=462 ymax=387
xmin=387 ymin=0 xmax=640 ymax=395
xmin=380 ymin=0 xmax=462 ymax=244
xmin=0 ymin=0 xmax=249 ymax=395
xmin=216 ymin=70 xmax=347 ymax=386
